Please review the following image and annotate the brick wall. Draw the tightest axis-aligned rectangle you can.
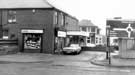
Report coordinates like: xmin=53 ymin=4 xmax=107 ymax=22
xmin=2 ymin=9 xmax=55 ymax=53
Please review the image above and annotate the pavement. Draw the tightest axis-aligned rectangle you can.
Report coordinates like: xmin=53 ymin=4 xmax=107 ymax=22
xmin=1 ymin=50 xmax=135 ymax=67
xmin=91 ymin=51 xmax=135 ymax=67
xmin=0 ymin=53 xmax=54 ymax=63
xmin=0 ymin=51 xmax=135 ymax=75
xmin=0 ymin=51 xmax=105 ymax=68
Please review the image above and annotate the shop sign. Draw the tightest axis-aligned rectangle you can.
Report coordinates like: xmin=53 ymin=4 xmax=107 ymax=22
xmin=21 ymin=29 xmax=43 ymax=33
xmin=58 ymin=31 xmax=66 ymax=37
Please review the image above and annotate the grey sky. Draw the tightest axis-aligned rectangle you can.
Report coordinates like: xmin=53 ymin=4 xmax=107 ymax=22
xmin=48 ymin=0 xmax=135 ymax=35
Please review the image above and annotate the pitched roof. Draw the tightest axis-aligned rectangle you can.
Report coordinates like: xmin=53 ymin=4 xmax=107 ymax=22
xmin=0 ymin=0 xmax=53 ymax=9
xmin=0 ymin=0 xmax=78 ymax=24
xmin=79 ymin=20 xmax=97 ymax=27
xmin=0 ymin=0 xmax=78 ymax=20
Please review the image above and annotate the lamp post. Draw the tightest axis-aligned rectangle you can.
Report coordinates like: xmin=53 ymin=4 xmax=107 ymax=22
xmin=106 ymin=25 xmax=111 ymax=64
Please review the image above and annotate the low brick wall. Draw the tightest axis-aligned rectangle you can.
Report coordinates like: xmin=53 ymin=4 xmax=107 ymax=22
xmin=82 ymin=46 xmax=115 ymax=52
xmin=119 ymin=50 xmax=135 ymax=58
xmin=0 ymin=40 xmax=18 ymax=55
xmin=119 ymin=38 xmax=135 ymax=58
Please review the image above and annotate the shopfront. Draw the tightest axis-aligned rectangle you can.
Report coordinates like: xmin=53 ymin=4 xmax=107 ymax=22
xmin=21 ymin=29 xmax=43 ymax=53
xmin=66 ymin=31 xmax=89 ymax=47
xmin=54 ymin=31 xmax=66 ymax=53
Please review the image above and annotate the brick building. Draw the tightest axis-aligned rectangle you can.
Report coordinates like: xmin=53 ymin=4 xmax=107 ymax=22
xmin=0 ymin=0 xmax=78 ymax=54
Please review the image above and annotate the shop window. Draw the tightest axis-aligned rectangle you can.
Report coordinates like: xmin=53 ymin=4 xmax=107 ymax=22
xmin=70 ymin=36 xmax=79 ymax=44
xmin=8 ymin=10 xmax=17 ymax=23
xmin=24 ymin=34 xmax=42 ymax=49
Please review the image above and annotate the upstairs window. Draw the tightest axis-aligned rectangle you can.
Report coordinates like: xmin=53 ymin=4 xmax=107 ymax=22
xmin=54 ymin=11 xmax=58 ymax=24
xmin=88 ymin=27 xmax=91 ymax=32
xmin=60 ymin=13 xmax=64 ymax=26
xmin=8 ymin=10 xmax=17 ymax=23
xmin=58 ymin=12 xmax=64 ymax=26
xmin=97 ymin=29 xmax=100 ymax=34
xmin=81 ymin=27 xmax=87 ymax=31
xmin=91 ymin=27 xmax=95 ymax=32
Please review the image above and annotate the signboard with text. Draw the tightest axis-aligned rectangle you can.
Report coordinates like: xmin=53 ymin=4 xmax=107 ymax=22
xmin=106 ymin=19 xmax=135 ymax=38
xmin=58 ymin=31 xmax=66 ymax=37
xmin=21 ymin=29 xmax=43 ymax=33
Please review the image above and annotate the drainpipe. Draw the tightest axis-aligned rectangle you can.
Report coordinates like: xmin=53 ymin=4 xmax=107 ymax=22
xmin=0 ymin=10 xmax=3 ymax=38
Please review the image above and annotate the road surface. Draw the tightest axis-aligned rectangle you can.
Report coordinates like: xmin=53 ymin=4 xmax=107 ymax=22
xmin=0 ymin=51 xmax=134 ymax=75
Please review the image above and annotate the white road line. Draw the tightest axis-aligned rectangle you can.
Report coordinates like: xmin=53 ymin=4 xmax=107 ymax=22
xmin=119 ymin=70 xmax=131 ymax=72
xmin=82 ymin=67 xmax=131 ymax=73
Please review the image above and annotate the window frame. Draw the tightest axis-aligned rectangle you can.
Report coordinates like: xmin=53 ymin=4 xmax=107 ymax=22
xmin=60 ymin=13 xmax=64 ymax=26
xmin=81 ymin=27 xmax=87 ymax=32
xmin=8 ymin=10 xmax=17 ymax=24
xmin=54 ymin=11 xmax=58 ymax=24
xmin=2 ymin=29 xmax=9 ymax=39
xmin=91 ymin=27 xmax=95 ymax=32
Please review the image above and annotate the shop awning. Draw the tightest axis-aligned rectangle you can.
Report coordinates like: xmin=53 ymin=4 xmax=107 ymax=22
xmin=67 ymin=31 xmax=89 ymax=37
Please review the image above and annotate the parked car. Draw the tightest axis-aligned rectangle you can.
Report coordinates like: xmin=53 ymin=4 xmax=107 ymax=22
xmin=63 ymin=44 xmax=81 ymax=54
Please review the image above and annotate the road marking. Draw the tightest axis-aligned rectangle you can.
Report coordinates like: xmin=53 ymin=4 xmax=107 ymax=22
xmin=81 ymin=67 xmax=131 ymax=73
xmin=34 ymin=65 xmax=131 ymax=73
xmin=119 ymin=70 xmax=131 ymax=72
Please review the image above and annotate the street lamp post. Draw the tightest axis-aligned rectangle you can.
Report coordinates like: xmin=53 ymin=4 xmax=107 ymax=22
xmin=106 ymin=25 xmax=111 ymax=64
xmin=106 ymin=27 xmax=109 ymax=59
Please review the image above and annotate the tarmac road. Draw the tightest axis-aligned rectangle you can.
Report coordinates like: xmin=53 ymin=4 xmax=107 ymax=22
xmin=0 ymin=51 xmax=134 ymax=75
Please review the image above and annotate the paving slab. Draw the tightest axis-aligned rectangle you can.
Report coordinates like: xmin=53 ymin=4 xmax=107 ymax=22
xmin=91 ymin=51 xmax=135 ymax=67
xmin=0 ymin=53 xmax=54 ymax=63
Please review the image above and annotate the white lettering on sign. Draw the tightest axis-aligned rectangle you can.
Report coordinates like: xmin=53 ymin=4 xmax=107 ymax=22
xmin=113 ymin=24 xmax=135 ymax=38
xmin=58 ymin=31 xmax=66 ymax=37
xmin=21 ymin=30 xmax=43 ymax=33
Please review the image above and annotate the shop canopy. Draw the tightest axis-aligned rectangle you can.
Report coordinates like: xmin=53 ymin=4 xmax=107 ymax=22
xmin=67 ymin=31 xmax=89 ymax=37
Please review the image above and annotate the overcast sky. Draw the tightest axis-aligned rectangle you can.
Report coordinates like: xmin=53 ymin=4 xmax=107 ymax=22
xmin=48 ymin=0 xmax=135 ymax=35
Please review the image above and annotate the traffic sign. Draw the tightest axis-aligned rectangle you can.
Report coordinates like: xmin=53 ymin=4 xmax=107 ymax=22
xmin=106 ymin=19 xmax=135 ymax=38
